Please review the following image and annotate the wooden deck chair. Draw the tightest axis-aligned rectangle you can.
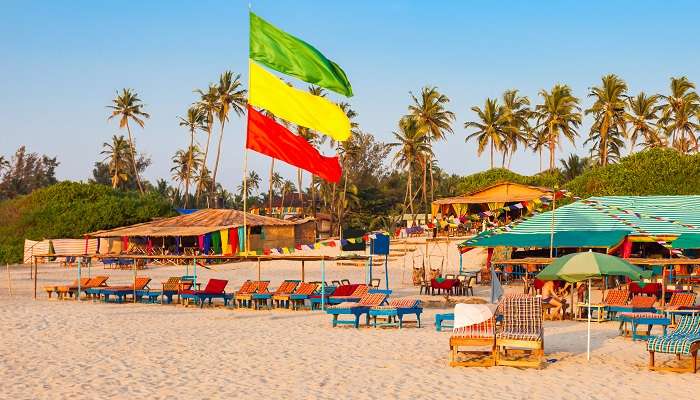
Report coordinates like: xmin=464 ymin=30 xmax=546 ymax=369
xmin=287 ymin=282 xmax=319 ymax=310
xmin=326 ymin=292 xmax=389 ymax=328
xmin=160 ymin=276 xmax=181 ymax=304
xmin=450 ymin=304 xmax=496 ymax=367
xmin=495 ymin=296 xmax=544 ymax=368
xmin=329 ymin=284 xmax=368 ymax=304
xmin=648 ymin=316 xmax=700 ymax=373
xmin=235 ymin=281 xmax=269 ymax=308
xmin=666 ymin=292 xmax=697 ymax=310
xmin=600 ymin=289 xmax=629 ymax=319
xmin=271 ymin=280 xmax=302 ymax=308
xmin=44 ymin=278 xmax=89 ymax=299
xmin=97 ymin=277 xmax=152 ymax=303
xmin=58 ymin=276 xmax=108 ymax=299
xmin=370 ymin=298 xmax=422 ymax=329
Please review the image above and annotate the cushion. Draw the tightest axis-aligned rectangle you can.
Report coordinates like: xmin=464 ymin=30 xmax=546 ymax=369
xmin=452 ymin=318 xmax=494 ymax=338
xmin=387 ymin=298 xmax=420 ymax=308
xmin=648 ymin=334 xmax=700 ymax=355
xmin=603 ymin=289 xmax=628 ymax=306
xmin=497 ymin=331 xmax=542 ymax=341
xmin=619 ymin=312 xmax=664 ymax=319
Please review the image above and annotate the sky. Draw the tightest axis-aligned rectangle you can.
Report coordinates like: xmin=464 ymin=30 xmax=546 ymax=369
xmin=2 ymin=0 xmax=700 ymax=190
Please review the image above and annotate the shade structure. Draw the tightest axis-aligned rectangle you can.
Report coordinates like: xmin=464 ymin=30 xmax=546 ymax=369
xmin=467 ymin=230 xmax=630 ymax=249
xmin=536 ymin=251 xmax=650 ymax=361
xmin=671 ymin=233 xmax=700 ymax=249
xmin=536 ymin=251 xmax=649 ymax=283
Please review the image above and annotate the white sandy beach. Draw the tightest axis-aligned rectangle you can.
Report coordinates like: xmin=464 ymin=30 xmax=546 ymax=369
xmin=2 ymin=242 xmax=699 ymax=400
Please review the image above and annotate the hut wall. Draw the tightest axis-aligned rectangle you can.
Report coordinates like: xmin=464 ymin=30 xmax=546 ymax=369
xmin=249 ymin=225 xmax=296 ymax=250
xmin=295 ymin=221 xmax=317 ymax=245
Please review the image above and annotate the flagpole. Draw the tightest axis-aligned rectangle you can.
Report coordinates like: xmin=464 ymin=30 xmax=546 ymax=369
xmin=243 ymin=2 xmax=252 ymax=253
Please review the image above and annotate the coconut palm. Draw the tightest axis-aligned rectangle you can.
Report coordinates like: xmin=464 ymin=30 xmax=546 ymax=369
xmin=465 ymin=98 xmax=509 ymax=169
xmin=238 ymin=171 xmax=261 ymax=198
xmin=501 ymin=89 xmax=531 ymax=168
xmin=268 ymin=172 xmax=284 ymax=213
xmin=101 ymin=135 xmax=131 ymax=189
xmin=211 ymin=71 xmax=247 ymax=193
xmin=659 ymin=76 xmax=700 ymax=153
xmin=528 ymin=127 xmax=549 ymax=172
xmin=194 ymin=84 xmax=219 ymax=204
xmin=585 ymin=74 xmax=628 ymax=166
xmin=388 ymin=117 xmax=433 ymax=217
xmin=559 ymin=153 xmax=590 ymax=181
xmin=107 ymin=89 xmax=150 ymax=193
xmin=534 ymin=84 xmax=582 ymax=170
xmin=280 ymin=179 xmax=296 ymax=210
xmin=171 ymin=145 xmax=203 ymax=203
xmin=625 ymin=92 xmax=663 ymax=150
xmin=178 ymin=106 xmax=207 ymax=207
xmin=406 ymin=86 xmax=455 ymax=212
xmin=194 ymin=166 xmax=213 ymax=199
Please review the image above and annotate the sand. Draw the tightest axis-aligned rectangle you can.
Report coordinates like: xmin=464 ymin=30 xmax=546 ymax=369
xmin=1 ymin=240 xmax=698 ymax=400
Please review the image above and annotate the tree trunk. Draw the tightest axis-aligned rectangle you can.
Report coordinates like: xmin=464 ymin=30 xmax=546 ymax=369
xmin=281 ymin=186 xmax=286 ymax=211
xmin=211 ymin=120 xmax=226 ymax=206
xmin=297 ymin=168 xmax=303 ymax=213
xmin=490 ymin=140 xmax=494 ymax=169
xmin=125 ymin=123 xmax=143 ymax=194
xmin=421 ymin=157 xmax=428 ymax=225
xmin=429 ymin=160 xmax=434 ymax=214
xmin=501 ymin=150 xmax=506 ymax=168
xmin=408 ymin=167 xmax=414 ymax=220
xmin=184 ymin=129 xmax=194 ymax=208
xmin=539 ymin=147 xmax=543 ymax=172
xmin=311 ymin=175 xmax=317 ymax=218
xmin=549 ymin=124 xmax=555 ymax=171
xmin=268 ymin=158 xmax=275 ymax=215
xmin=196 ymin=120 xmax=213 ymax=205
xmin=338 ymin=172 xmax=348 ymax=237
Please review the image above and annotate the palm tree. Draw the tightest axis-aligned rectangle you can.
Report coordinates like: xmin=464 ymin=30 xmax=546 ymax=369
xmin=178 ymin=106 xmax=207 ymax=207
xmin=501 ymin=89 xmax=531 ymax=168
xmin=534 ymin=84 xmax=582 ymax=170
xmin=465 ymin=98 xmax=509 ymax=169
xmin=406 ymin=86 xmax=455 ymax=213
xmin=211 ymin=71 xmax=247 ymax=194
xmin=194 ymin=166 xmax=213 ymax=200
xmin=107 ymin=89 xmax=150 ymax=193
xmin=559 ymin=153 xmax=590 ymax=181
xmin=585 ymin=74 xmax=628 ymax=166
xmin=101 ymin=135 xmax=131 ymax=189
xmin=238 ymin=171 xmax=261 ymax=199
xmin=625 ymin=92 xmax=663 ymax=150
xmin=659 ymin=76 xmax=700 ymax=153
xmin=194 ymin=84 xmax=219 ymax=204
xmin=280 ymin=179 xmax=296 ymax=211
xmin=268 ymin=172 xmax=284 ymax=213
xmin=171 ymin=145 xmax=203 ymax=203
xmin=528 ymin=128 xmax=548 ymax=172
xmin=304 ymin=85 xmax=327 ymax=217
xmin=388 ymin=118 xmax=433 ymax=218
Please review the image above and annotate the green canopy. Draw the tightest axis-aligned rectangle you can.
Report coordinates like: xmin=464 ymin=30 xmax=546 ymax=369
xmin=671 ymin=233 xmax=700 ymax=249
xmin=536 ymin=251 xmax=650 ymax=283
xmin=463 ymin=230 xmax=629 ymax=249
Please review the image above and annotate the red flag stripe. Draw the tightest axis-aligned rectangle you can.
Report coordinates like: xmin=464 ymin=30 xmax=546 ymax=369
xmin=246 ymin=105 xmax=342 ymax=183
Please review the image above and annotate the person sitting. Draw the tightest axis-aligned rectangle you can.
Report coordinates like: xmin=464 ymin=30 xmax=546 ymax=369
xmin=541 ymin=280 xmax=566 ymax=320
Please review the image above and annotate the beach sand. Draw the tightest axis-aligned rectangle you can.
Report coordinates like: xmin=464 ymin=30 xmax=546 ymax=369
xmin=1 ymin=241 xmax=698 ymax=399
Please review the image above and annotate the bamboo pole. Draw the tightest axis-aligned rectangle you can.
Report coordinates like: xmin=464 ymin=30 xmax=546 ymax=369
xmin=549 ymin=188 xmax=557 ymax=258
xmin=132 ymin=257 xmax=137 ymax=304
xmin=257 ymin=257 xmax=261 ymax=281
xmin=301 ymin=260 xmax=305 ymax=282
xmin=6 ymin=264 xmax=12 ymax=297
xmin=33 ymin=257 xmax=37 ymax=300
xmin=77 ymin=257 xmax=82 ymax=302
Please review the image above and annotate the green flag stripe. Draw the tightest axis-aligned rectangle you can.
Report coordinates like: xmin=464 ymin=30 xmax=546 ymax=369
xmin=249 ymin=12 xmax=353 ymax=97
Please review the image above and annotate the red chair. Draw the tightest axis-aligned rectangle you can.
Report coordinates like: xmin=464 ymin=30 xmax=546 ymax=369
xmin=180 ymin=279 xmax=231 ymax=308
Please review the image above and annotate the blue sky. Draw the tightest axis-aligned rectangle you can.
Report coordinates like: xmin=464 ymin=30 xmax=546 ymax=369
xmin=2 ymin=0 xmax=700 ymax=189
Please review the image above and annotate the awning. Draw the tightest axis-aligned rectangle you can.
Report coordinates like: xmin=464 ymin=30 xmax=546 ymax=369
xmin=464 ymin=230 xmax=630 ymax=249
xmin=671 ymin=233 xmax=700 ymax=249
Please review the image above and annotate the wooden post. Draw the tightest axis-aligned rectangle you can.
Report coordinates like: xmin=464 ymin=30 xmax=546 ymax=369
xmin=257 ymin=257 xmax=261 ymax=281
xmin=33 ymin=257 xmax=37 ymax=300
xmin=301 ymin=260 xmax=305 ymax=282
xmin=6 ymin=264 xmax=12 ymax=297
xmin=133 ymin=257 xmax=137 ymax=304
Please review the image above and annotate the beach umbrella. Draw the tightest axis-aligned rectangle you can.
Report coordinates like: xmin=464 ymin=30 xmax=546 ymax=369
xmin=536 ymin=251 xmax=649 ymax=360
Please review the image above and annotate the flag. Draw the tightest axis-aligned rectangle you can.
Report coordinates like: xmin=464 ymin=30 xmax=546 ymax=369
xmin=250 ymin=12 xmax=352 ymax=97
xmin=490 ymin=268 xmax=503 ymax=304
xmin=247 ymin=105 xmax=342 ymax=182
xmin=248 ymin=61 xmax=350 ymax=141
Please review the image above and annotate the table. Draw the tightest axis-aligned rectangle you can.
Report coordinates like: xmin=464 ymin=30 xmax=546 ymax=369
xmin=618 ymin=314 xmax=670 ymax=341
xmin=575 ymin=303 xmax=607 ymax=323
xmin=663 ymin=308 xmax=700 ymax=326
xmin=435 ymin=313 xmax=454 ymax=331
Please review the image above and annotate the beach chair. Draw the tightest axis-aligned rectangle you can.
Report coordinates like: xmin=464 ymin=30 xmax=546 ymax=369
xmin=340 ymin=279 xmax=351 ymax=286
xmin=180 ymin=279 xmax=231 ymax=308
xmin=159 ymin=276 xmax=184 ymax=304
xmin=270 ymin=280 xmax=302 ymax=309
xmin=449 ymin=304 xmax=496 ymax=367
xmin=44 ymin=278 xmax=90 ymax=299
xmin=58 ymin=276 xmax=108 ymax=299
xmin=308 ymin=285 xmax=337 ymax=310
xmin=326 ymin=291 xmax=389 ymax=328
xmin=575 ymin=288 xmax=628 ymax=322
xmin=495 ymin=296 xmax=544 ymax=368
xmin=666 ymin=292 xmax=697 ymax=310
xmin=369 ymin=298 xmax=422 ymax=328
xmin=608 ymin=294 xmax=655 ymax=320
xmin=328 ymin=284 xmax=368 ymax=304
xmin=647 ymin=316 xmax=700 ymax=373
xmin=235 ymin=281 xmax=269 ymax=308
xmin=285 ymin=282 xmax=319 ymax=310
xmin=96 ymin=277 xmax=152 ymax=303
xmin=249 ymin=280 xmax=287 ymax=310
xmin=60 ymin=256 xmax=77 ymax=268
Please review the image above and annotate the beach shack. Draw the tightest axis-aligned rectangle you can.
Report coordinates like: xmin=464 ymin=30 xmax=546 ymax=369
xmin=88 ymin=209 xmax=316 ymax=256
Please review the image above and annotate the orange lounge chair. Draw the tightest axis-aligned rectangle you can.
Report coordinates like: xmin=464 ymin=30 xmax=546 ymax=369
xmin=57 ymin=276 xmax=109 ymax=299
xmin=269 ymin=280 xmax=302 ymax=308
xmin=88 ymin=277 xmax=152 ymax=303
xmin=44 ymin=278 xmax=90 ymax=299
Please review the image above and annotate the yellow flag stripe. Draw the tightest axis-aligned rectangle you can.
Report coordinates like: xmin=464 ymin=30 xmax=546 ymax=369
xmin=248 ymin=60 xmax=350 ymax=141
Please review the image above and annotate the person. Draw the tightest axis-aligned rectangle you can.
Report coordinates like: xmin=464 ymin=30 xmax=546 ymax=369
xmin=541 ymin=280 xmax=566 ymax=320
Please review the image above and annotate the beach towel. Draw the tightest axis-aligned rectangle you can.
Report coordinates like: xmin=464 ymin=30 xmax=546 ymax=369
xmin=220 ymin=229 xmax=231 ymax=255
xmin=229 ymin=229 xmax=239 ymax=255
xmin=203 ymin=233 xmax=211 ymax=255
xmin=237 ymin=227 xmax=245 ymax=252
xmin=198 ymin=235 xmax=204 ymax=251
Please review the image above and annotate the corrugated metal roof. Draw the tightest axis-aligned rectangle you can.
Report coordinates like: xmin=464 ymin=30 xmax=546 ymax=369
xmin=513 ymin=196 xmax=700 ymax=236
xmin=90 ymin=209 xmax=299 ymax=238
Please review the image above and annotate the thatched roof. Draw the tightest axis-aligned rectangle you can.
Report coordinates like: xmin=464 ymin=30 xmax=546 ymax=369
xmin=89 ymin=209 xmax=300 ymax=238
xmin=432 ymin=181 xmax=552 ymax=206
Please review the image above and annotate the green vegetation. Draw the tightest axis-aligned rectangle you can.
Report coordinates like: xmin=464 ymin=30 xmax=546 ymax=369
xmin=565 ymin=148 xmax=700 ymax=197
xmin=0 ymin=182 xmax=174 ymax=264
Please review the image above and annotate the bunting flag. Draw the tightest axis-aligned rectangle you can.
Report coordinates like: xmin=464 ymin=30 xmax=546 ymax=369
xmin=250 ymin=12 xmax=353 ymax=97
xmin=249 ymin=61 xmax=350 ymax=141
xmin=246 ymin=105 xmax=342 ymax=183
